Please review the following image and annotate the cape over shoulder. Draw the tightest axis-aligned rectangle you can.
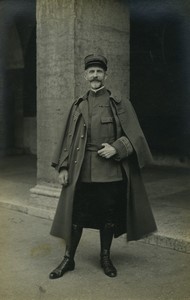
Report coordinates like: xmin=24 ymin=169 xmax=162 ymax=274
xmin=108 ymin=94 xmax=153 ymax=168
xmin=51 ymin=90 xmax=125 ymax=169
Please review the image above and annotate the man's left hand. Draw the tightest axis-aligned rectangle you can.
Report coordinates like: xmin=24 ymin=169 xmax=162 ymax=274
xmin=97 ymin=143 xmax=116 ymax=159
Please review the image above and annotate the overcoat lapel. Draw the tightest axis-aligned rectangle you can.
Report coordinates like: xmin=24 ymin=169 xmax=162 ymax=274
xmin=78 ymin=99 xmax=89 ymax=129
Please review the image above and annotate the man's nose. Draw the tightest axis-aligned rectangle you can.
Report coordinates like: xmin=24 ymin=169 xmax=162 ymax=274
xmin=93 ymin=71 xmax=98 ymax=77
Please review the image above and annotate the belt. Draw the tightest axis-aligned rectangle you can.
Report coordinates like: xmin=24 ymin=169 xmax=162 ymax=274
xmin=86 ymin=140 xmax=115 ymax=152
xmin=86 ymin=143 xmax=101 ymax=152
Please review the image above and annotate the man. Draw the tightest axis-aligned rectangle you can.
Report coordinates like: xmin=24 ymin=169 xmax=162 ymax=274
xmin=49 ymin=54 xmax=157 ymax=279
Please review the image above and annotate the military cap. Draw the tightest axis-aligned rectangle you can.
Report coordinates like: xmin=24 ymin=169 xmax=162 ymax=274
xmin=84 ymin=54 xmax=108 ymax=71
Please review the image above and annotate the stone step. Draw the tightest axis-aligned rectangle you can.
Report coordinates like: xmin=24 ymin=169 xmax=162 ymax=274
xmin=29 ymin=184 xmax=60 ymax=209
xmin=0 ymin=199 xmax=189 ymax=254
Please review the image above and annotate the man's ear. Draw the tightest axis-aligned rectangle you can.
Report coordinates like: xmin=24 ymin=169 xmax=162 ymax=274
xmin=104 ymin=72 xmax=108 ymax=80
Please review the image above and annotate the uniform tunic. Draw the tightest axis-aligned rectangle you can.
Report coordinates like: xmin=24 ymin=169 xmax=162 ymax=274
xmin=80 ymin=87 xmax=123 ymax=182
xmin=73 ymin=87 xmax=126 ymax=229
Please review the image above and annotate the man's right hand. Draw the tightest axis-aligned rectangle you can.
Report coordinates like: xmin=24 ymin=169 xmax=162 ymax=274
xmin=58 ymin=169 xmax=69 ymax=186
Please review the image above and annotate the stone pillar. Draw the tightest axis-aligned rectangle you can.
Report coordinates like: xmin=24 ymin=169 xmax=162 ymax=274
xmin=30 ymin=0 xmax=130 ymax=216
xmin=74 ymin=0 xmax=130 ymax=99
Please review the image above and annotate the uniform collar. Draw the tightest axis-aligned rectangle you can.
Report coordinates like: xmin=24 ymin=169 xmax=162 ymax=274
xmin=89 ymin=86 xmax=107 ymax=97
xmin=75 ymin=89 xmax=121 ymax=104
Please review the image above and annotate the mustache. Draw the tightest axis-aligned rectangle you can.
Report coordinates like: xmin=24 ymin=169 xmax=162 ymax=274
xmin=90 ymin=78 xmax=101 ymax=82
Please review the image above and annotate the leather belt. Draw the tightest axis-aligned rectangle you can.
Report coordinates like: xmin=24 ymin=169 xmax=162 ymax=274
xmin=86 ymin=140 xmax=115 ymax=152
xmin=86 ymin=143 xmax=100 ymax=152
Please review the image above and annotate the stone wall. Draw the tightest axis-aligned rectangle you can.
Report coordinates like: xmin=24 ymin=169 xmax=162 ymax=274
xmin=74 ymin=0 xmax=130 ymax=98
xmin=36 ymin=0 xmax=130 ymax=189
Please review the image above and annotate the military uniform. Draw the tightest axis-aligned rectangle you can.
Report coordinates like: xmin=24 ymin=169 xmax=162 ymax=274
xmin=49 ymin=54 xmax=157 ymax=280
xmin=73 ymin=86 xmax=130 ymax=230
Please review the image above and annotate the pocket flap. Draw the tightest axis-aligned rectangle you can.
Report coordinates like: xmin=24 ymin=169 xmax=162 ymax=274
xmin=101 ymin=117 xmax=114 ymax=123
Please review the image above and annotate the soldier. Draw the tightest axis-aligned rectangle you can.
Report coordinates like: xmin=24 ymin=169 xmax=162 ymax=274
xmin=49 ymin=54 xmax=157 ymax=279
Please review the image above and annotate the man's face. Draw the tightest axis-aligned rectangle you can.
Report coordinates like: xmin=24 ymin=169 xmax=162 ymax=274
xmin=84 ymin=66 xmax=107 ymax=90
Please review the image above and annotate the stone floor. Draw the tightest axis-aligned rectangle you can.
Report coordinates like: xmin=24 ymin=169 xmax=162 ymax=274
xmin=0 ymin=154 xmax=190 ymax=253
xmin=0 ymin=207 xmax=190 ymax=300
xmin=0 ymin=154 xmax=190 ymax=299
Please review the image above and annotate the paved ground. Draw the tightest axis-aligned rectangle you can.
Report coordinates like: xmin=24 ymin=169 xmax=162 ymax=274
xmin=0 ymin=155 xmax=190 ymax=253
xmin=0 ymin=206 xmax=190 ymax=300
xmin=0 ymin=155 xmax=190 ymax=299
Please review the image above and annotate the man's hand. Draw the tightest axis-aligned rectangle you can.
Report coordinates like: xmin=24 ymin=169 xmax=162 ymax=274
xmin=58 ymin=169 xmax=69 ymax=186
xmin=97 ymin=143 xmax=116 ymax=159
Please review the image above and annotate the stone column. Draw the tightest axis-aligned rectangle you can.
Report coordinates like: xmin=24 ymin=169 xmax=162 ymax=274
xmin=30 ymin=0 xmax=130 ymax=218
xmin=74 ymin=0 xmax=130 ymax=99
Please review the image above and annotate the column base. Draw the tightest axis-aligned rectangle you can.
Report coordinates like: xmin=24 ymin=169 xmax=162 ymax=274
xmin=28 ymin=184 xmax=61 ymax=219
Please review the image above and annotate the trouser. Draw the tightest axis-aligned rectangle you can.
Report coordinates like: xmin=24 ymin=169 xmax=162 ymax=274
xmin=72 ymin=181 xmax=124 ymax=228
xmin=67 ymin=181 xmax=125 ymax=258
xmin=65 ymin=223 xmax=114 ymax=259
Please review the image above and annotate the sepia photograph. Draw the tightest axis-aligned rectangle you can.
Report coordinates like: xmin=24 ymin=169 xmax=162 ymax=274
xmin=0 ymin=0 xmax=189 ymax=299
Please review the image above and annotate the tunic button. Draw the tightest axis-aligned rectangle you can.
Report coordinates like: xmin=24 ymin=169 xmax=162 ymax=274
xmin=77 ymin=147 xmax=80 ymax=151
xmin=64 ymin=148 xmax=67 ymax=151
xmin=84 ymin=124 xmax=86 ymax=127
xmin=74 ymin=161 xmax=77 ymax=164
xmin=81 ymin=135 xmax=84 ymax=139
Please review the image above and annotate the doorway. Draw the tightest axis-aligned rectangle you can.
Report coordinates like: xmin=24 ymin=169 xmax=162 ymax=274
xmin=130 ymin=1 xmax=190 ymax=159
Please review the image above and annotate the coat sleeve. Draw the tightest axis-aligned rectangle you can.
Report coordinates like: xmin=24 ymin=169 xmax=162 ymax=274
xmin=115 ymin=100 xmax=153 ymax=168
xmin=111 ymin=136 xmax=133 ymax=161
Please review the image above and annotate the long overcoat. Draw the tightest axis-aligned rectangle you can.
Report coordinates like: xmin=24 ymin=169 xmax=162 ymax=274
xmin=50 ymin=90 xmax=157 ymax=244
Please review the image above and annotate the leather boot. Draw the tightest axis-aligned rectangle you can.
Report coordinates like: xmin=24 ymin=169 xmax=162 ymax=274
xmin=100 ymin=224 xmax=117 ymax=278
xmin=49 ymin=224 xmax=83 ymax=279
xmin=100 ymin=249 xmax=117 ymax=277
xmin=49 ymin=256 xmax=75 ymax=279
